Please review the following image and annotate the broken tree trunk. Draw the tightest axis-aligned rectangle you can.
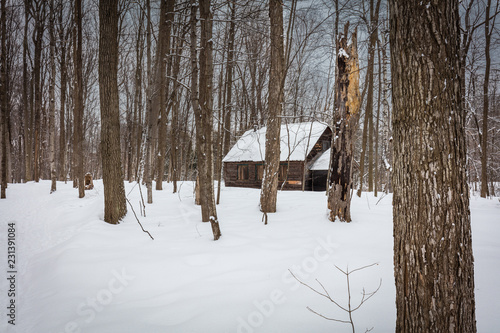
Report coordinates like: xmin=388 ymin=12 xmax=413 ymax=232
xmin=328 ymin=23 xmax=360 ymax=222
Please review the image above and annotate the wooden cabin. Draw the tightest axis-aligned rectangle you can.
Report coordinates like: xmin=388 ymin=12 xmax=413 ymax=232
xmin=223 ymin=122 xmax=332 ymax=191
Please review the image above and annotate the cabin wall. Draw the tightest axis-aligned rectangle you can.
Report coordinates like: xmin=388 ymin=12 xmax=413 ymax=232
xmin=224 ymin=161 xmax=305 ymax=190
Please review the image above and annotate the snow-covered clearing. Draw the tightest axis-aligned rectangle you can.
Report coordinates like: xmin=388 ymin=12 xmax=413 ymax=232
xmin=1 ymin=180 xmax=499 ymax=332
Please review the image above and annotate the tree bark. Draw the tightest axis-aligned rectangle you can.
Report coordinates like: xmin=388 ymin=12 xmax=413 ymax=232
xmin=328 ymin=23 xmax=360 ymax=223
xmin=49 ymin=0 xmax=56 ymax=193
xmin=170 ymin=15 xmax=184 ymax=194
xmin=0 ymin=0 xmax=7 ymax=198
xmin=33 ymin=0 xmax=45 ymax=182
xmin=260 ymin=0 xmax=284 ymax=214
xmin=58 ymin=0 xmax=67 ymax=182
xmin=191 ymin=0 xmax=221 ymax=240
xmin=155 ymin=0 xmax=175 ymax=191
xmin=23 ymin=0 xmax=32 ymax=183
xmin=481 ymin=0 xmax=492 ymax=198
xmin=74 ymin=0 xmax=84 ymax=198
xmin=144 ymin=0 xmax=154 ymax=203
xmin=99 ymin=0 xmax=127 ymax=224
xmin=389 ymin=1 xmax=476 ymax=331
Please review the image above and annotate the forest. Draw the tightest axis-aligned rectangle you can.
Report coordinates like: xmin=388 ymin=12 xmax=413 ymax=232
xmin=0 ymin=0 xmax=499 ymax=332
xmin=0 ymin=0 xmax=497 ymax=201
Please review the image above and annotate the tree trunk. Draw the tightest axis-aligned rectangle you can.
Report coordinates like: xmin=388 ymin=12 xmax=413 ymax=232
xmin=99 ymin=0 xmax=127 ymax=224
xmin=23 ymin=0 xmax=32 ymax=182
xmin=170 ymin=15 xmax=185 ymax=194
xmin=357 ymin=0 xmax=381 ymax=197
xmin=481 ymin=0 xmax=492 ymax=198
xmin=33 ymin=0 xmax=45 ymax=182
xmin=192 ymin=0 xmax=221 ymax=240
xmin=49 ymin=0 xmax=56 ymax=193
xmin=328 ymin=23 xmax=360 ymax=223
xmin=133 ymin=9 xmax=145 ymax=182
xmin=144 ymin=0 xmax=153 ymax=203
xmin=155 ymin=0 xmax=175 ymax=191
xmin=74 ymin=0 xmax=84 ymax=198
xmin=260 ymin=0 xmax=284 ymax=214
xmin=217 ymin=0 xmax=236 ymax=203
xmin=389 ymin=1 xmax=476 ymax=331
xmin=58 ymin=0 xmax=67 ymax=182
xmin=0 ymin=0 xmax=7 ymax=198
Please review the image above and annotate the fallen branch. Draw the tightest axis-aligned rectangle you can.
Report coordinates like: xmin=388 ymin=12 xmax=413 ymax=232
xmin=125 ymin=197 xmax=154 ymax=240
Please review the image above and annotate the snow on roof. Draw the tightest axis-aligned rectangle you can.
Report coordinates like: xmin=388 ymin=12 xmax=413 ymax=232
xmin=223 ymin=122 xmax=328 ymax=162
xmin=309 ymin=148 xmax=331 ymax=171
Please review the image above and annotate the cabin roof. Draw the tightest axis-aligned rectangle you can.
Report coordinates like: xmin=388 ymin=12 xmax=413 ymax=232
xmin=223 ymin=121 xmax=329 ymax=163
xmin=309 ymin=148 xmax=331 ymax=171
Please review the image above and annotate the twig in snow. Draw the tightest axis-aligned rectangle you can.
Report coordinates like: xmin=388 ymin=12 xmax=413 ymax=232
xmin=125 ymin=197 xmax=154 ymax=240
xmin=289 ymin=262 xmax=381 ymax=333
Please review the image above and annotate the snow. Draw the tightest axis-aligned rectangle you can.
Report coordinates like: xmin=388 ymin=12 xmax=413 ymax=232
xmin=223 ymin=122 xmax=328 ymax=163
xmin=1 ymin=181 xmax=499 ymax=333
xmin=309 ymin=148 xmax=331 ymax=171
xmin=338 ymin=48 xmax=349 ymax=59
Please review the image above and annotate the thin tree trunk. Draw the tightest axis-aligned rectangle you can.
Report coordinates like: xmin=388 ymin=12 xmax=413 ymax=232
xmin=390 ymin=1 xmax=476 ymax=331
xmin=74 ymin=0 xmax=84 ymax=198
xmin=358 ymin=0 xmax=381 ymax=196
xmin=328 ymin=23 xmax=360 ymax=222
xmin=144 ymin=0 xmax=153 ymax=203
xmin=155 ymin=0 xmax=175 ymax=191
xmin=33 ymin=0 xmax=45 ymax=182
xmin=218 ymin=0 xmax=236 ymax=203
xmin=99 ymin=0 xmax=127 ymax=224
xmin=374 ymin=41 xmax=382 ymax=197
xmin=170 ymin=15 xmax=185 ymax=194
xmin=481 ymin=0 xmax=493 ymax=198
xmin=23 ymin=0 xmax=32 ymax=182
xmin=192 ymin=0 xmax=221 ymax=240
xmin=58 ymin=0 xmax=67 ymax=182
xmin=49 ymin=0 xmax=56 ymax=193
xmin=260 ymin=0 xmax=284 ymax=214
xmin=133 ymin=10 xmax=145 ymax=182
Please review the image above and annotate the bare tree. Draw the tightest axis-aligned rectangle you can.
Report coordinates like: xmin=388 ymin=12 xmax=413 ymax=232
xmin=328 ymin=23 xmax=360 ymax=223
xmin=480 ymin=0 xmax=498 ymax=197
xmin=99 ymin=0 xmax=127 ymax=224
xmin=357 ymin=0 xmax=381 ymax=197
xmin=49 ymin=0 xmax=56 ymax=193
xmin=58 ymin=0 xmax=69 ymax=182
xmin=73 ymin=0 xmax=84 ymax=197
xmin=390 ymin=1 xmax=476 ymax=331
xmin=32 ymin=0 xmax=46 ymax=182
xmin=191 ymin=0 xmax=221 ymax=240
xmin=260 ymin=0 xmax=285 ymax=215
xmin=155 ymin=0 xmax=175 ymax=191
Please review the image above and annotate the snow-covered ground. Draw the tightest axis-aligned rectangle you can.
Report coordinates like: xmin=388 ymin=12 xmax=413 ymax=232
xmin=0 ymin=180 xmax=498 ymax=333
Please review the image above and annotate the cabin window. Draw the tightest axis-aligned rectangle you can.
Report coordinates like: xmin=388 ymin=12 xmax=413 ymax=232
xmin=322 ymin=140 xmax=331 ymax=151
xmin=255 ymin=164 xmax=264 ymax=180
xmin=237 ymin=164 xmax=249 ymax=180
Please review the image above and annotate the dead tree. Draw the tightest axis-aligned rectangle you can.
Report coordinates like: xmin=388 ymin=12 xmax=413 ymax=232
xmin=328 ymin=23 xmax=360 ymax=223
